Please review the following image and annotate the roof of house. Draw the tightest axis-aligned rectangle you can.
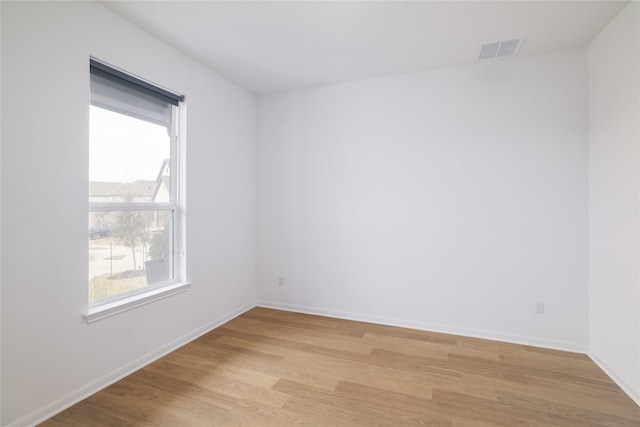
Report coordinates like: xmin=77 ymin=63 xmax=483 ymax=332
xmin=90 ymin=159 xmax=170 ymax=200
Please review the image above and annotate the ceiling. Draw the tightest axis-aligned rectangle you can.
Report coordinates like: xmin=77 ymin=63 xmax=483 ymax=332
xmin=103 ymin=1 xmax=629 ymax=95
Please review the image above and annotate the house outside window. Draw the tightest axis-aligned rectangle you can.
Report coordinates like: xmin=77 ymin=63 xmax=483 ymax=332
xmin=88 ymin=59 xmax=186 ymax=314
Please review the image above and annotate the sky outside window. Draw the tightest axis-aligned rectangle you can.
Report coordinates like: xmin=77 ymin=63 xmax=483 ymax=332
xmin=89 ymin=105 xmax=170 ymax=184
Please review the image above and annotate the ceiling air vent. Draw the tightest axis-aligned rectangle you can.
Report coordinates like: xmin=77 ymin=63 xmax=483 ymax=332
xmin=479 ymin=38 xmax=522 ymax=60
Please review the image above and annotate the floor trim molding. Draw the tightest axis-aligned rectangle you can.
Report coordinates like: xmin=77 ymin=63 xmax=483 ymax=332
xmin=7 ymin=301 xmax=255 ymax=427
xmin=256 ymin=300 xmax=588 ymax=354
xmin=588 ymin=352 xmax=640 ymax=407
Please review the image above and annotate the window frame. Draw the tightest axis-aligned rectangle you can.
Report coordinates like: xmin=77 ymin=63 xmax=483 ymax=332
xmin=85 ymin=58 xmax=189 ymax=322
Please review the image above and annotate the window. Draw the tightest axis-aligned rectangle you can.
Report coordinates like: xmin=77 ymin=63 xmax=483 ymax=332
xmin=88 ymin=59 xmax=186 ymax=319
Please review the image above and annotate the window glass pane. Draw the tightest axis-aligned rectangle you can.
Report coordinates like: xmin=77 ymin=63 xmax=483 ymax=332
xmin=89 ymin=61 xmax=182 ymax=308
xmin=89 ymin=106 xmax=171 ymax=203
xmin=89 ymin=210 xmax=173 ymax=303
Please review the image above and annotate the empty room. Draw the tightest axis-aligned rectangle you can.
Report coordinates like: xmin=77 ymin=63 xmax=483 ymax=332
xmin=1 ymin=0 xmax=639 ymax=426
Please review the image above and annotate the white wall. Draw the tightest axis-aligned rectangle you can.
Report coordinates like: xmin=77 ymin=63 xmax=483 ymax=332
xmin=257 ymin=49 xmax=589 ymax=351
xmin=0 ymin=1 xmax=3 ymax=422
xmin=1 ymin=2 xmax=256 ymax=425
xmin=587 ymin=1 xmax=640 ymax=404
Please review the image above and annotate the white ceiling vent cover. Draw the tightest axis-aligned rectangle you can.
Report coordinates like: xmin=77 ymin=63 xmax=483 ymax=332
xmin=478 ymin=42 xmax=500 ymax=60
xmin=479 ymin=38 xmax=523 ymax=60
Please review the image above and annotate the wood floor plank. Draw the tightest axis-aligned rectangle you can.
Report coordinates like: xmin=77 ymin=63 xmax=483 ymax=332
xmin=334 ymin=380 xmax=440 ymax=419
xmin=459 ymin=372 xmax=639 ymax=420
xmin=430 ymin=389 xmax=539 ymax=427
xmin=361 ymin=323 xmax=460 ymax=346
xmin=494 ymin=390 xmax=640 ymax=426
xmin=244 ymin=308 xmax=366 ymax=338
xmin=40 ymin=308 xmax=640 ymax=426
xmin=274 ymin=379 xmax=450 ymax=427
xmin=362 ymin=332 xmax=451 ymax=360
xmin=224 ymin=316 xmax=375 ymax=354
xmin=497 ymin=347 xmax=611 ymax=376
xmin=144 ymin=359 xmax=288 ymax=408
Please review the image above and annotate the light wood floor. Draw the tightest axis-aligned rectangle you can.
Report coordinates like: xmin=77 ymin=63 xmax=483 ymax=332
xmin=42 ymin=307 xmax=640 ymax=426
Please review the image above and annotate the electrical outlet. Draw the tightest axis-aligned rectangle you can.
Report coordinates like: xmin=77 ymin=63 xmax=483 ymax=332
xmin=535 ymin=301 xmax=545 ymax=314
xmin=278 ymin=276 xmax=284 ymax=286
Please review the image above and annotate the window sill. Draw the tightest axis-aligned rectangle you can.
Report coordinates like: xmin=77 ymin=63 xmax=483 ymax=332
xmin=84 ymin=281 xmax=191 ymax=323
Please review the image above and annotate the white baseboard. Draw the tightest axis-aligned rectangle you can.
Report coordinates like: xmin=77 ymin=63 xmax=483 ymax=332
xmin=588 ymin=352 xmax=640 ymax=407
xmin=256 ymin=300 xmax=588 ymax=354
xmin=7 ymin=301 xmax=256 ymax=427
